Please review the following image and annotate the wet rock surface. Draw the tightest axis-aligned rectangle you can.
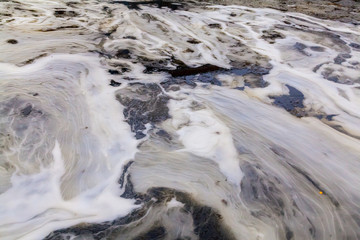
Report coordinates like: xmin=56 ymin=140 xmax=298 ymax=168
xmin=160 ymin=64 xmax=271 ymax=90
xmin=116 ymin=83 xmax=170 ymax=139
xmin=112 ymin=0 xmax=185 ymax=11
xmin=261 ymin=30 xmax=285 ymax=44
xmin=6 ymin=39 xmax=17 ymax=44
xmin=270 ymin=85 xmax=306 ymax=117
xmin=45 ymin=165 xmax=236 ymax=240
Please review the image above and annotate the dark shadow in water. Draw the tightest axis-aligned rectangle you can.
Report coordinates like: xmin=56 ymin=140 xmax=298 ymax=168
xmin=111 ymin=1 xmax=183 ymax=10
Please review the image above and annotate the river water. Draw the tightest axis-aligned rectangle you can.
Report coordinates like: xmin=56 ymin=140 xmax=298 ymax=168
xmin=0 ymin=1 xmax=360 ymax=239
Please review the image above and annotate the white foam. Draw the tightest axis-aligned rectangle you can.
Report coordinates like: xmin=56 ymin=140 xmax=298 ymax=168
xmin=1 ymin=1 xmax=360 ymax=239
xmin=167 ymin=96 xmax=243 ymax=185
xmin=0 ymin=54 xmax=139 ymax=239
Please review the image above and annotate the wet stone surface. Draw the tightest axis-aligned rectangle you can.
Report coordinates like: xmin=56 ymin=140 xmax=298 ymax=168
xmin=109 ymin=79 xmax=122 ymax=87
xmin=261 ymin=30 xmax=285 ymax=44
xmin=349 ymin=42 xmax=360 ymax=49
xmin=6 ymin=39 xmax=17 ymax=44
xmin=115 ymin=49 xmax=132 ymax=59
xmin=294 ymin=42 xmax=310 ymax=56
xmin=111 ymin=1 xmax=185 ymax=10
xmin=108 ymin=54 xmax=273 ymax=143
xmin=321 ymin=67 xmax=360 ymax=85
xmin=133 ymin=226 xmax=166 ymax=240
xmin=309 ymin=46 xmax=326 ymax=52
xmin=161 ymin=64 xmax=271 ymax=90
xmin=53 ymin=10 xmax=78 ymax=18
xmin=45 ymin=165 xmax=236 ymax=240
xmin=20 ymin=104 xmax=33 ymax=117
xmin=334 ymin=53 xmax=351 ymax=64
xmin=116 ymin=83 xmax=170 ymax=139
xmin=270 ymin=85 xmax=306 ymax=117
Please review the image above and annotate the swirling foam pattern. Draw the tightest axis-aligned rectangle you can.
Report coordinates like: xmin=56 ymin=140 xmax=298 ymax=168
xmin=0 ymin=1 xmax=359 ymax=240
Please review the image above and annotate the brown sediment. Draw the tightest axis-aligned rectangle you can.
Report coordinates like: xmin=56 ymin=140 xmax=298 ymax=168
xmin=19 ymin=53 xmax=48 ymax=66
xmin=194 ymin=0 xmax=360 ymax=24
